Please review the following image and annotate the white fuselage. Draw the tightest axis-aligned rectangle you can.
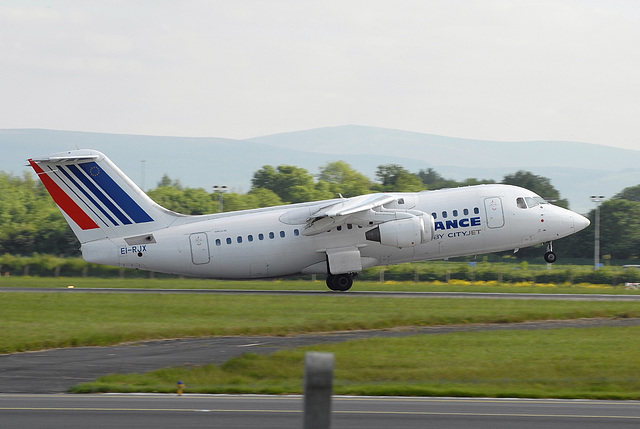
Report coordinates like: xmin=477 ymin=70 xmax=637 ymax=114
xmin=82 ymin=184 xmax=588 ymax=279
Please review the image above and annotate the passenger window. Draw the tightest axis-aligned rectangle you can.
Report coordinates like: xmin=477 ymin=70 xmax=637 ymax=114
xmin=474 ymin=207 xmax=480 ymax=214
xmin=216 ymin=239 xmax=221 ymax=246
xmin=347 ymin=224 xmax=353 ymax=230
xmin=294 ymin=229 xmax=300 ymax=236
xmin=259 ymin=233 xmax=264 ymax=241
xmin=516 ymin=197 xmax=527 ymax=209
xmin=269 ymin=232 xmax=275 ymax=239
xmin=226 ymin=237 xmax=232 ymax=245
xmin=280 ymin=231 xmax=285 ymax=238
xmin=432 ymin=212 xmax=437 ymax=219
xmin=337 ymin=226 xmax=342 ymax=231
xmin=453 ymin=210 xmax=459 ymax=217
xmin=442 ymin=211 xmax=448 ymax=219
xmin=237 ymin=236 xmax=242 ymax=243
xmin=248 ymin=235 xmax=254 ymax=242
xmin=463 ymin=208 xmax=469 ymax=216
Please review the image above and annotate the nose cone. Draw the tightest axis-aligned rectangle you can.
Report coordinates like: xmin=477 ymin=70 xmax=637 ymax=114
xmin=574 ymin=213 xmax=590 ymax=232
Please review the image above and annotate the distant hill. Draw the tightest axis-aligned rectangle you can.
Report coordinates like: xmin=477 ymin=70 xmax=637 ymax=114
xmin=2 ymin=126 xmax=639 ymax=214
xmin=246 ymin=125 xmax=628 ymax=169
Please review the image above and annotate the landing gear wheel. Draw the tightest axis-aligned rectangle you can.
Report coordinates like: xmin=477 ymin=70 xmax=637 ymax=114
xmin=326 ymin=274 xmax=336 ymax=290
xmin=544 ymin=251 xmax=557 ymax=264
xmin=544 ymin=242 xmax=557 ymax=264
xmin=326 ymin=274 xmax=354 ymax=291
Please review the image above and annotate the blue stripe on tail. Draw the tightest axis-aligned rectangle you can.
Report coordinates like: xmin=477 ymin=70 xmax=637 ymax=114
xmin=58 ymin=166 xmax=118 ymax=226
xmin=79 ymin=162 xmax=154 ymax=224
xmin=69 ymin=164 xmax=133 ymax=225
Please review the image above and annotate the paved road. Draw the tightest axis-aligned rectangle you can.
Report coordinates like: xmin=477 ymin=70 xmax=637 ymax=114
xmin=1 ymin=394 xmax=639 ymax=429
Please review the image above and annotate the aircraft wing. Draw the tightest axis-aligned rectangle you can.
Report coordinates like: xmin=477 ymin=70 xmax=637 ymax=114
xmin=315 ymin=193 xmax=398 ymax=217
xmin=303 ymin=193 xmax=400 ymax=235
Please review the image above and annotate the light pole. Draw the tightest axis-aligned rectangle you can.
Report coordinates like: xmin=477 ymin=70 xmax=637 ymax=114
xmin=590 ymin=195 xmax=605 ymax=271
xmin=213 ymin=185 xmax=228 ymax=213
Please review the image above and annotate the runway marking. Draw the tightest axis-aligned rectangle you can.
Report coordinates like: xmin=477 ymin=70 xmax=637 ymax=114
xmin=335 ymin=410 xmax=640 ymax=419
xmin=0 ymin=407 xmax=300 ymax=413
xmin=338 ymin=396 xmax=640 ymax=406
xmin=1 ymin=407 xmax=638 ymax=420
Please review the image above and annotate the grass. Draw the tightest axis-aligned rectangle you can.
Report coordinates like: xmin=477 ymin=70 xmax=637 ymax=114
xmin=2 ymin=276 xmax=640 ymax=294
xmin=1 ymin=289 xmax=639 ymax=353
xmin=3 ymin=277 xmax=640 ymax=399
xmin=72 ymin=326 xmax=640 ymax=400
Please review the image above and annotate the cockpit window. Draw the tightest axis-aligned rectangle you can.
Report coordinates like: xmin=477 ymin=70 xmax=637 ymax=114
xmin=534 ymin=197 xmax=547 ymax=205
xmin=518 ymin=196 xmax=549 ymax=209
xmin=526 ymin=196 xmax=548 ymax=207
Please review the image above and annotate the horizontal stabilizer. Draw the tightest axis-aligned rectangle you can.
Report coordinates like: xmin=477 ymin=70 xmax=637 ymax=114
xmin=30 ymin=153 xmax=100 ymax=164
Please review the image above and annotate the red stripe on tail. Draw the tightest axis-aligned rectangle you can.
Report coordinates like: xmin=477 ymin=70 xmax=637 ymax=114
xmin=29 ymin=159 xmax=100 ymax=230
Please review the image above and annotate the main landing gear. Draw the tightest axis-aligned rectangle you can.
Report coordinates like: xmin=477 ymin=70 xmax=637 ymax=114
xmin=326 ymin=273 xmax=357 ymax=291
xmin=544 ymin=242 xmax=557 ymax=264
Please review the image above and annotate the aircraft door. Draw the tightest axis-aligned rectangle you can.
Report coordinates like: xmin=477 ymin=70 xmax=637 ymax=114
xmin=484 ymin=197 xmax=505 ymax=228
xmin=189 ymin=232 xmax=210 ymax=264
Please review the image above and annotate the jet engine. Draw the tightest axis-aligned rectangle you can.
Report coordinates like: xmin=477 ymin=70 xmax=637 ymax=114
xmin=365 ymin=213 xmax=434 ymax=248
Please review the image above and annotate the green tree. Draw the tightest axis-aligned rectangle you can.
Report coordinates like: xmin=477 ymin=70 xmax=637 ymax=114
xmin=251 ymin=165 xmax=322 ymax=203
xmin=417 ymin=168 xmax=444 ymax=186
xmin=147 ymin=186 xmax=216 ymax=215
xmin=251 ymin=165 xmax=278 ymax=191
xmin=222 ymin=189 xmax=284 ymax=212
xmin=614 ymin=184 xmax=640 ymax=202
xmin=561 ymin=198 xmax=640 ymax=260
xmin=417 ymin=168 xmax=495 ymax=189
xmin=375 ymin=164 xmax=425 ymax=192
xmin=157 ymin=174 xmax=183 ymax=190
xmin=501 ymin=171 xmax=569 ymax=209
xmin=221 ymin=193 xmax=256 ymax=212
xmin=0 ymin=172 xmax=77 ymax=255
xmin=247 ymin=188 xmax=284 ymax=208
xmin=459 ymin=177 xmax=496 ymax=186
xmin=417 ymin=168 xmax=458 ymax=189
xmin=599 ymin=199 xmax=640 ymax=259
xmin=317 ymin=161 xmax=374 ymax=197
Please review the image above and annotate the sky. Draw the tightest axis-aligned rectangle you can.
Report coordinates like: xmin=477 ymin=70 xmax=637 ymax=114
xmin=1 ymin=0 xmax=639 ymax=150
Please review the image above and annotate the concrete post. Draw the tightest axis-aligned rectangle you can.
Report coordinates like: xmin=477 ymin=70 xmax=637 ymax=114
xmin=304 ymin=352 xmax=334 ymax=429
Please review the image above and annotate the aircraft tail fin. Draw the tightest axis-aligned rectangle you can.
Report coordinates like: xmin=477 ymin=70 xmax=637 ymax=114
xmin=29 ymin=149 xmax=177 ymax=244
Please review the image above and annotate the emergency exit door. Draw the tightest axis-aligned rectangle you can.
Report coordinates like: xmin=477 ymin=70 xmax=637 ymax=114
xmin=484 ymin=197 xmax=505 ymax=228
xmin=189 ymin=233 xmax=210 ymax=264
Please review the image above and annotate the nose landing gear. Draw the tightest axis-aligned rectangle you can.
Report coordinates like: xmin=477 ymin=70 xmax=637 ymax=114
xmin=544 ymin=242 xmax=557 ymax=264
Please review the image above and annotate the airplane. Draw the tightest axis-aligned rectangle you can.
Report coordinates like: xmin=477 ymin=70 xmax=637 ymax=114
xmin=29 ymin=149 xmax=590 ymax=291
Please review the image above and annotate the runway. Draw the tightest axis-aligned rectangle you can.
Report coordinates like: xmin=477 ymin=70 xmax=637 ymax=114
xmin=2 ymin=287 xmax=639 ymax=427
xmin=1 ymin=394 xmax=639 ymax=429
xmin=2 ymin=286 xmax=640 ymax=301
